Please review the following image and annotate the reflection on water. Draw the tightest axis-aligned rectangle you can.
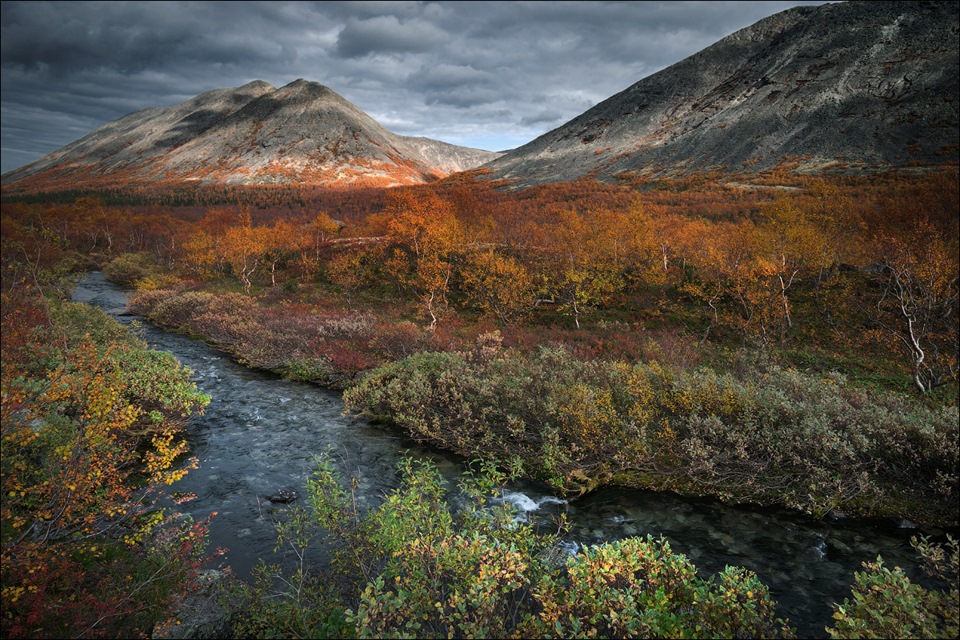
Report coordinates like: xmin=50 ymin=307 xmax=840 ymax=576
xmin=75 ymin=272 xmax=949 ymax=638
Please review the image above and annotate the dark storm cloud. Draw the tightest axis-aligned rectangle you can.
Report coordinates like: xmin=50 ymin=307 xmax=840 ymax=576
xmin=1 ymin=0 xmax=827 ymax=174
xmin=1 ymin=2 xmax=297 ymax=75
xmin=408 ymin=64 xmax=493 ymax=92
xmin=335 ymin=15 xmax=451 ymax=57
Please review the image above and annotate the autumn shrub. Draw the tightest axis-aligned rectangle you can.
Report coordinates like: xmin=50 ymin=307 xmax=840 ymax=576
xmin=325 ymin=246 xmax=385 ymax=295
xmin=129 ymin=290 xmax=216 ymax=329
xmin=314 ymin=310 xmax=377 ymax=339
xmin=134 ymin=272 xmax=184 ymax=291
xmin=344 ymin=338 xmax=959 ymax=525
xmin=50 ymin=301 xmax=210 ymax=436
xmin=0 ymin=289 xmax=54 ymax=380
xmin=309 ymin=343 xmax=378 ymax=384
xmin=126 ymin=287 xmax=173 ymax=316
xmin=366 ymin=319 xmax=433 ymax=360
xmin=827 ymin=535 xmax=958 ymax=639
xmin=189 ymin=292 xmax=260 ymax=346
xmin=250 ymin=308 xmax=378 ymax=380
xmin=2 ymin=513 xmax=212 ymax=639
xmin=130 ymin=288 xmax=389 ymax=384
xmin=102 ymin=251 xmax=159 ymax=286
xmin=1 ymin=294 xmax=211 ymax=638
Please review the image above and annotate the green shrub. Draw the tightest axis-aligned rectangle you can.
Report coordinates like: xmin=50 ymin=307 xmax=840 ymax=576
xmin=344 ymin=339 xmax=959 ymax=526
xmin=224 ymin=558 xmax=353 ymax=640
xmin=228 ymin=454 xmax=795 ymax=639
xmin=526 ymin=537 xmax=790 ymax=639
xmin=828 ymin=536 xmax=959 ymax=639
xmin=103 ymin=252 xmax=159 ymax=286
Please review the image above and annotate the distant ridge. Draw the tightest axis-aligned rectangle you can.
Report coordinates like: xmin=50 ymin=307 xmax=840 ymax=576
xmin=481 ymin=0 xmax=959 ymax=186
xmin=1 ymin=79 xmax=501 ymax=192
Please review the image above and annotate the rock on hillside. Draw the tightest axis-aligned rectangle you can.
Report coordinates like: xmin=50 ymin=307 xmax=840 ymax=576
xmin=2 ymin=79 xmax=500 ymax=191
xmin=482 ymin=0 xmax=959 ymax=186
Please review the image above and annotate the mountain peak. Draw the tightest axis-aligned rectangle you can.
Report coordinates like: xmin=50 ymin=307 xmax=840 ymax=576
xmin=242 ymin=79 xmax=275 ymax=90
xmin=272 ymin=79 xmax=348 ymax=106
xmin=282 ymin=78 xmax=331 ymax=93
xmin=1 ymin=80 xmax=501 ymax=191
xmin=483 ymin=0 xmax=959 ymax=185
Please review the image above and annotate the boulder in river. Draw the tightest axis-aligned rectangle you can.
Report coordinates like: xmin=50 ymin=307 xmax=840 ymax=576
xmin=264 ymin=488 xmax=299 ymax=504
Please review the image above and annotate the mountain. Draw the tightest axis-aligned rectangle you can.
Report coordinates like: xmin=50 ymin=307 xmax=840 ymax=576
xmin=482 ymin=0 xmax=959 ymax=186
xmin=1 ymin=79 xmax=501 ymax=191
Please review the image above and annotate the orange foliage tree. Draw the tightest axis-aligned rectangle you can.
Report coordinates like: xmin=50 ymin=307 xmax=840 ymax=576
xmin=383 ymin=189 xmax=464 ymax=327
xmin=222 ymin=209 xmax=267 ymax=293
xmin=297 ymin=212 xmax=341 ymax=280
xmin=179 ymin=207 xmax=237 ymax=279
xmin=848 ymin=172 xmax=960 ymax=393
xmin=870 ymin=210 xmax=958 ymax=392
xmin=535 ymin=208 xmax=626 ymax=329
xmin=681 ymin=220 xmax=774 ymax=344
xmin=461 ymin=250 xmax=535 ymax=323
xmin=261 ymin=218 xmax=299 ymax=287
xmin=753 ymin=195 xmax=830 ymax=336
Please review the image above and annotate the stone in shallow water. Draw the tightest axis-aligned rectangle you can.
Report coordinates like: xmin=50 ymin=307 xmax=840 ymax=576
xmin=893 ymin=517 xmax=918 ymax=529
xmin=829 ymin=538 xmax=852 ymax=554
xmin=265 ymin=488 xmax=299 ymax=503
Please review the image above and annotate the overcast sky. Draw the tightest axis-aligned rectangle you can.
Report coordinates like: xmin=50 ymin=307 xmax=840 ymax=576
xmin=1 ymin=0 xmax=829 ymax=174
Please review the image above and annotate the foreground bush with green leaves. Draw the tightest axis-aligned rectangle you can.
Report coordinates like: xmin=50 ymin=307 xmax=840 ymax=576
xmin=343 ymin=335 xmax=958 ymax=527
xmin=828 ymin=535 xmax=959 ymax=639
xmin=228 ymin=455 xmax=959 ymax=639
xmin=1 ymin=289 xmax=212 ymax=638
xmin=227 ymin=454 xmax=795 ymax=639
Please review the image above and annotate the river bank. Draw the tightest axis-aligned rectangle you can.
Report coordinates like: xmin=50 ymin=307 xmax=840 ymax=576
xmin=73 ymin=271 xmax=957 ymax=637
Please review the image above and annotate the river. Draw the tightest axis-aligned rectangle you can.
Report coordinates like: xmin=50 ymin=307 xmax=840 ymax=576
xmin=73 ymin=271 xmax=947 ymax=638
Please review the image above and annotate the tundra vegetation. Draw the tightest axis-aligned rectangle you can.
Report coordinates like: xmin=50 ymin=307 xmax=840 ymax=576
xmin=1 ymin=166 xmax=958 ymax=636
xmin=0 ymin=275 xmax=211 ymax=636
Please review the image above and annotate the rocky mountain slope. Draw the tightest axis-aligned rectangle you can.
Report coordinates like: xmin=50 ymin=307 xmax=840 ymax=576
xmin=482 ymin=0 xmax=959 ymax=186
xmin=1 ymin=79 xmax=500 ymax=191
